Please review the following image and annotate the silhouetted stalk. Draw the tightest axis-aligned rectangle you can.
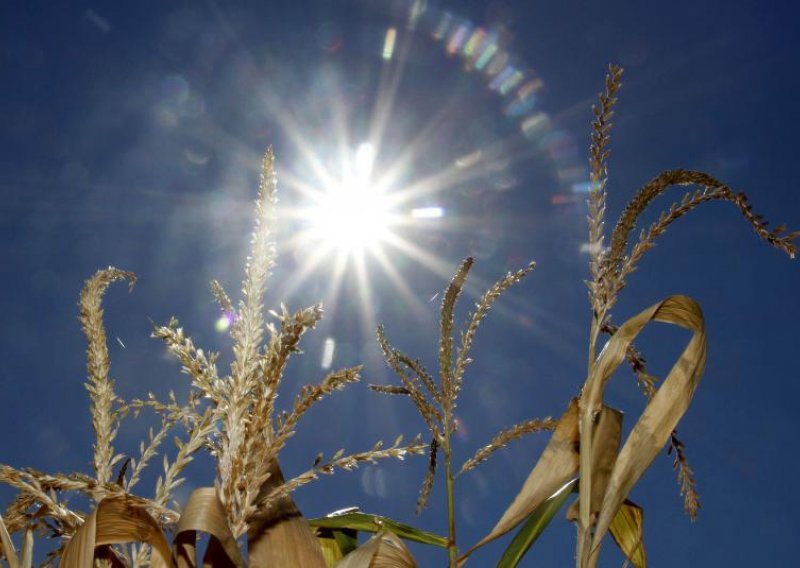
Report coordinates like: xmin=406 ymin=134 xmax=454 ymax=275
xmin=444 ymin=415 xmax=458 ymax=566
xmin=577 ymin=309 xmax=603 ymax=568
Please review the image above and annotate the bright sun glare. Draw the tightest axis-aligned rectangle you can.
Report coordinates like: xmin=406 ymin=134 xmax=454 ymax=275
xmin=283 ymin=135 xmax=448 ymax=328
xmin=303 ymin=143 xmax=395 ymax=255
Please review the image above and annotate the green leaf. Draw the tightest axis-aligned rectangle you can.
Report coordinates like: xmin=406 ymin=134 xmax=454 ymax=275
xmin=308 ymin=511 xmax=447 ymax=548
xmin=316 ymin=528 xmax=358 ymax=567
xmin=333 ymin=529 xmax=359 ymax=557
xmin=496 ymin=478 xmax=578 ymax=568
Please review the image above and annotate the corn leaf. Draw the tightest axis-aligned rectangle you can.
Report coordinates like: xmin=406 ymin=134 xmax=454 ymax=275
xmin=566 ymin=406 xmax=623 ymax=521
xmin=496 ymin=478 xmax=578 ymax=568
xmin=316 ymin=528 xmax=358 ymax=567
xmin=94 ymin=546 xmax=125 ymax=567
xmin=59 ymin=496 xmax=171 ymax=568
xmin=20 ymin=529 xmax=32 ymax=568
xmin=609 ymin=500 xmax=646 ymax=568
xmin=582 ymin=295 xmax=706 ymax=557
xmin=335 ymin=531 xmax=417 ymax=568
xmin=333 ymin=529 xmax=360 ymax=556
xmin=0 ymin=513 xmax=20 ymax=568
xmin=319 ymin=536 xmax=344 ymax=568
xmin=247 ymin=463 xmax=327 ymax=568
xmin=462 ymin=398 xmax=580 ymax=557
xmin=309 ymin=511 xmax=447 ymax=548
xmin=248 ymin=510 xmax=326 ymax=568
xmin=173 ymin=487 xmax=244 ymax=568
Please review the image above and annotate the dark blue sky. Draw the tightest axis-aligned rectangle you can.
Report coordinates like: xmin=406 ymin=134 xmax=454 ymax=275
xmin=2 ymin=1 xmax=799 ymax=565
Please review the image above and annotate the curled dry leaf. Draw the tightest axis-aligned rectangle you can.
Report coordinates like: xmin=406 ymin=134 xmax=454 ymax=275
xmin=581 ymin=295 xmax=706 ymax=562
xmin=50 ymin=472 xmax=337 ymax=567
xmin=59 ymin=496 xmax=171 ymax=568
xmin=247 ymin=462 xmax=327 ymax=568
xmin=335 ymin=531 xmax=417 ymax=568
xmin=173 ymin=488 xmax=244 ymax=568
xmin=461 ymin=398 xmax=580 ymax=557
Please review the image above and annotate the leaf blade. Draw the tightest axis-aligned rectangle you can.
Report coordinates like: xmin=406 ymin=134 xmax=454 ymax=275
xmin=59 ymin=496 xmax=172 ymax=568
xmin=309 ymin=512 xmax=447 ymax=548
xmin=335 ymin=531 xmax=417 ymax=568
xmin=496 ymin=478 xmax=578 ymax=568
xmin=461 ymin=398 xmax=581 ymax=557
xmin=0 ymin=513 xmax=20 ymax=568
xmin=583 ymin=295 xmax=706 ymax=556
xmin=609 ymin=500 xmax=646 ymax=568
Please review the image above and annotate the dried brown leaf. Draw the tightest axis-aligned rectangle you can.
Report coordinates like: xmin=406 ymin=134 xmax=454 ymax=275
xmin=20 ymin=528 xmax=32 ymax=568
xmin=173 ymin=488 xmax=244 ymax=568
xmin=0 ymin=513 xmax=20 ymax=568
xmin=463 ymin=399 xmax=580 ymax=556
xmin=581 ymin=295 xmax=706 ymax=561
xmin=247 ymin=462 xmax=327 ymax=568
xmin=59 ymin=497 xmax=171 ymax=568
xmin=566 ymin=406 xmax=623 ymax=523
xmin=335 ymin=531 xmax=417 ymax=568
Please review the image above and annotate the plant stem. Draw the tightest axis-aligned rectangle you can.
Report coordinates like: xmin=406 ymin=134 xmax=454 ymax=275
xmin=444 ymin=420 xmax=458 ymax=567
xmin=578 ymin=311 xmax=604 ymax=568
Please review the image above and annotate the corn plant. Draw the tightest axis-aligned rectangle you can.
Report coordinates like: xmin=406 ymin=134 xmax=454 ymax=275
xmin=1 ymin=65 xmax=797 ymax=567
xmin=373 ymin=65 xmax=798 ymax=568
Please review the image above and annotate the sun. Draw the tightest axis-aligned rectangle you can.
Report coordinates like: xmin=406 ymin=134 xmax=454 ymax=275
xmin=305 ymin=186 xmax=392 ymax=253
xmin=282 ymin=138 xmax=451 ymax=330
xmin=300 ymin=143 xmax=396 ymax=256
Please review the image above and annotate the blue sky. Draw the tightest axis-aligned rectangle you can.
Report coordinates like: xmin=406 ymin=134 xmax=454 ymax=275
xmin=1 ymin=0 xmax=799 ymax=565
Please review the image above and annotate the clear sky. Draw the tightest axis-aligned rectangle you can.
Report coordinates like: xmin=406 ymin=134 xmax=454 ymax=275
xmin=1 ymin=0 xmax=799 ymax=565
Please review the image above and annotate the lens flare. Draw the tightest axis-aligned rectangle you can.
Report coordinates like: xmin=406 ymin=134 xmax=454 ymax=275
xmin=301 ymin=143 xmax=395 ymax=255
